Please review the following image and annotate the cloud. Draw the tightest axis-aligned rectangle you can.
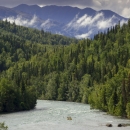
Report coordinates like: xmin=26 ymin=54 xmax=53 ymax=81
xmin=67 ymin=12 xmax=110 ymax=30
xmin=75 ymin=31 xmax=92 ymax=39
xmin=96 ymin=0 xmax=130 ymax=18
xmin=2 ymin=5 xmax=128 ymax=39
xmin=93 ymin=0 xmax=102 ymax=7
xmin=120 ymin=19 xmax=128 ymax=26
xmin=3 ymin=15 xmax=59 ymax=31
xmin=78 ymin=14 xmax=92 ymax=27
xmin=3 ymin=15 xmax=39 ymax=27
xmin=122 ymin=8 xmax=130 ymax=18
xmin=97 ymin=15 xmax=117 ymax=29
xmin=41 ymin=19 xmax=56 ymax=29
xmin=3 ymin=15 xmax=58 ymax=31
xmin=66 ymin=12 xmax=127 ymax=39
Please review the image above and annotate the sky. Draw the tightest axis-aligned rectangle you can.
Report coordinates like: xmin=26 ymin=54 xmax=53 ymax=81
xmin=0 ymin=0 xmax=130 ymax=18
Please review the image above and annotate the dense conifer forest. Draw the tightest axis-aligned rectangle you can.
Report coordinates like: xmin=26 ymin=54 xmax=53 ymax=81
xmin=0 ymin=19 xmax=130 ymax=118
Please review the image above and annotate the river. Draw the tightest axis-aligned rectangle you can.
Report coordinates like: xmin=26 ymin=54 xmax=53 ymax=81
xmin=0 ymin=100 xmax=130 ymax=130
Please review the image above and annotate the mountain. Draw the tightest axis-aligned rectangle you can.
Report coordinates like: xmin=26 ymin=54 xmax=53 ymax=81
xmin=0 ymin=6 xmax=32 ymax=19
xmin=0 ymin=4 xmax=128 ymax=38
xmin=13 ymin=4 xmax=81 ymax=24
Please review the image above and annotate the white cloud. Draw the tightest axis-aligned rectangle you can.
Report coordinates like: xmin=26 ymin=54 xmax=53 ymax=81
xmin=97 ymin=15 xmax=117 ymax=29
xmin=97 ymin=20 xmax=110 ymax=29
xmin=79 ymin=15 xmax=92 ymax=27
xmin=75 ymin=31 xmax=92 ymax=39
xmin=122 ymin=8 xmax=130 ymax=18
xmin=91 ymin=13 xmax=103 ymax=23
xmin=80 ymin=13 xmax=103 ymax=27
xmin=3 ymin=15 xmax=58 ymax=31
xmin=93 ymin=0 xmax=102 ymax=6
xmin=41 ymin=19 xmax=56 ymax=29
xmin=3 ymin=15 xmax=39 ymax=27
xmin=66 ymin=12 xmax=128 ymax=38
xmin=77 ymin=14 xmax=87 ymax=24
xmin=118 ymin=0 xmax=122 ymax=3
xmin=91 ymin=0 xmax=130 ymax=18
xmin=29 ymin=15 xmax=38 ymax=26
xmin=2 ymin=10 xmax=128 ymax=39
xmin=67 ymin=13 xmax=103 ymax=30
xmin=120 ymin=19 xmax=128 ymax=26
xmin=38 ymin=4 xmax=46 ymax=7
xmin=67 ymin=12 xmax=116 ymax=30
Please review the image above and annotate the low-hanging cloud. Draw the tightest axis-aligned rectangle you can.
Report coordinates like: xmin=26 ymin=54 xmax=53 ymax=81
xmin=3 ymin=15 xmax=38 ymax=27
xmin=75 ymin=30 xmax=92 ymax=39
xmin=97 ymin=15 xmax=116 ymax=29
xmin=3 ymin=15 xmax=58 ymax=31
xmin=2 ymin=11 xmax=128 ymax=39
xmin=41 ymin=19 xmax=56 ymax=29
xmin=67 ymin=12 xmax=113 ymax=30
xmin=67 ymin=12 xmax=127 ymax=39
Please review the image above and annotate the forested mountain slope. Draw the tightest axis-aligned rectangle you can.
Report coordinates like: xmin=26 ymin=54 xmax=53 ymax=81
xmin=0 ymin=20 xmax=77 ymax=45
xmin=0 ymin=20 xmax=77 ymax=112
xmin=1 ymin=19 xmax=130 ymax=118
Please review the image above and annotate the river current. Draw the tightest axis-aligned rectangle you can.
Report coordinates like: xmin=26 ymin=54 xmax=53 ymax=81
xmin=0 ymin=100 xmax=130 ymax=130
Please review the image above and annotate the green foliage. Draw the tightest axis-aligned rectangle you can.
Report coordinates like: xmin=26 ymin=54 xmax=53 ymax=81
xmin=1 ymin=19 xmax=130 ymax=118
xmin=0 ymin=122 xmax=8 ymax=130
xmin=0 ymin=78 xmax=36 ymax=112
xmin=0 ymin=20 xmax=77 ymax=45
xmin=0 ymin=78 xmax=16 ymax=112
xmin=126 ymin=103 xmax=130 ymax=118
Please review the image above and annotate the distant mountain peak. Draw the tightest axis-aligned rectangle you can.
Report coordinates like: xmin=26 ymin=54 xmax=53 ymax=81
xmin=98 ymin=9 xmax=127 ymax=20
xmin=13 ymin=4 xmax=41 ymax=10
xmin=0 ymin=4 xmax=128 ymax=39
xmin=13 ymin=4 xmax=29 ymax=8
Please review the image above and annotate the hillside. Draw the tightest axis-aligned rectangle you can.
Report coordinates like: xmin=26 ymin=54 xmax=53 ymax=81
xmin=0 ymin=20 xmax=77 ymax=45
xmin=0 ymin=19 xmax=130 ymax=118
xmin=0 ymin=20 xmax=77 ymax=112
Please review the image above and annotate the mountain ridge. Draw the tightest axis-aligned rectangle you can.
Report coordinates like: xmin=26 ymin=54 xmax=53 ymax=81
xmin=13 ymin=4 xmax=127 ymax=21
xmin=0 ymin=4 xmax=128 ymax=38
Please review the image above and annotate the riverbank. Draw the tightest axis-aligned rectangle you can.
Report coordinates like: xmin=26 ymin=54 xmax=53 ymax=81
xmin=0 ymin=100 xmax=130 ymax=130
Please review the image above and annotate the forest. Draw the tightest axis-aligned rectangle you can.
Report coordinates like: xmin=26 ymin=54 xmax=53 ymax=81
xmin=0 ymin=19 xmax=130 ymax=118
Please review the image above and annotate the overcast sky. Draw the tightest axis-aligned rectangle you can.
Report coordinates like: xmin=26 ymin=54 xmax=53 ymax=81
xmin=0 ymin=0 xmax=130 ymax=18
